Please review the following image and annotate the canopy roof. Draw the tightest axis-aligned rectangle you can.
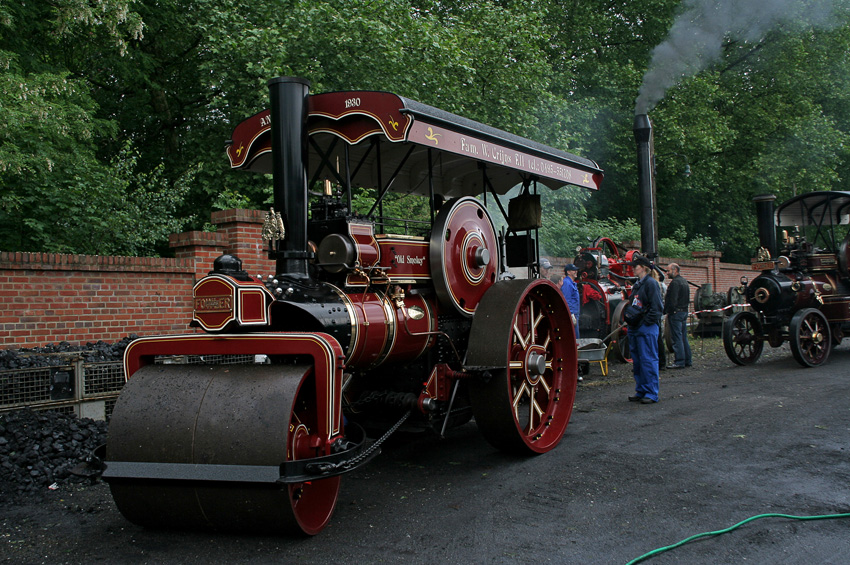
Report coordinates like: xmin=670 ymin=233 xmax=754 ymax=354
xmin=776 ymin=191 xmax=850 ymax=227
xmin=226 ymin=90 xmax=603 ymax=198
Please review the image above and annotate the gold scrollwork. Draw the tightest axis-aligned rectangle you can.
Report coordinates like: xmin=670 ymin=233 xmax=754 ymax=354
xmin=262 ymin=207 xmax=286 ymax=242
xmin=425 ymin=127 xmax=441 ymax=145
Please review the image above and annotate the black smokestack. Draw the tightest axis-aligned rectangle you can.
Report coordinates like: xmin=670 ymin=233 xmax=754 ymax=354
xmin=753 ymin=194 xmax=777 ymax=258
xmin=268 ymin=76 xmax=311 ymax=276
xmin=634 ymin=114 xmax=658 ymax=259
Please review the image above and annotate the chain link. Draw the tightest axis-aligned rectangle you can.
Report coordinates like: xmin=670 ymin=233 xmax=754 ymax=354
xmin=306 ymin=410 xmax=411 ymax=475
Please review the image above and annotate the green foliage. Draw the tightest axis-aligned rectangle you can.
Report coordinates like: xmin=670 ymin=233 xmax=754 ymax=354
xmin=349 ymin=188 xmax=432 ymax=236
xmin=0 ymin=139 xmax=192 ymax=255
xmin=658 ymin=227 xmax=714 ymax=259
xmin=3 ymin=0 xmax=850 ymax=264
xmin=0 ymin=0 xmax=187 ymax=255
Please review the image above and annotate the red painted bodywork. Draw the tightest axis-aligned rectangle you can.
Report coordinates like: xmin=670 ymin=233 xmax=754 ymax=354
xmin=123 ymin=333 xmax=345 ymax=443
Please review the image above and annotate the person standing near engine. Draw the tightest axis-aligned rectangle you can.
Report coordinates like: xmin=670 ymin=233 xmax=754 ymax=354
xmin=664 ymin=263 xmax=692 ymax=369
xmin=651 ymin=268 xmax=667 ymax=372
xmin=561 ymin=263 xmax=580 ymax=338
xmin=539 ymin=258 xmax=553 ymax=280
xmin=623 ymin=255 xmax=664 ymax=404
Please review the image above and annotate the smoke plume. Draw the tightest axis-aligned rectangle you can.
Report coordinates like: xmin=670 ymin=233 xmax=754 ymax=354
xmin=635 ymin=0 xmax=842 ymax=115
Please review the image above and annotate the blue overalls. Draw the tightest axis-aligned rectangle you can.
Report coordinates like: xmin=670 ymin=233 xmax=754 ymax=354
xmin=627 ymin=275 xmax=663 ymax=402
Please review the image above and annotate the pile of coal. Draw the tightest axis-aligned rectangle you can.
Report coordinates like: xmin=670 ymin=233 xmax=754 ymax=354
xmin=0 ymin=409 xmax=107 ymax=498
xmin=0 ymin=335 xmax=138 ymax=370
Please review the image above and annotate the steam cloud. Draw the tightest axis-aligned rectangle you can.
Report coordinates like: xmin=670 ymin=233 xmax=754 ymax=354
xmin=635 ymin=0 xmax=842 ymax=115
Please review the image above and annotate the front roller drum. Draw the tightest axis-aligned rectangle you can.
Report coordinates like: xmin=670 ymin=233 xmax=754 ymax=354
xmin=106 ymin=363 xmax=340 ymax=535
xmin=467 ymin=279 xmax=577 ymax=455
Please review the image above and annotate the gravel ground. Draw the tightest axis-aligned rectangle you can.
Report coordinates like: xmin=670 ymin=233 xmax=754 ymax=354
xmin=0 ymin=334 xmax=730 ymax=503
xmin=2 ymin=335 xmax=849 ymax=564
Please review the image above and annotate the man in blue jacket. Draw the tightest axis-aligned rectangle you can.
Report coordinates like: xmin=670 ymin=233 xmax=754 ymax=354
xmin=561 ymin=263 xmax=580 ymax=338
xmin=623 ymin=255 xmax=664 ymax=404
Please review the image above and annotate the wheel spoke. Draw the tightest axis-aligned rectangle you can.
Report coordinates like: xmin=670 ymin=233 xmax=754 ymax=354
xmin=513 ymin=321 xmax=529 ymax=349
xmin=530 ymin=304 xmax=543 ymax=344
xmin=530 ymin=391 xmax=544 ymax=425
xmin=512 ymin=381 xmax=530 ymax=421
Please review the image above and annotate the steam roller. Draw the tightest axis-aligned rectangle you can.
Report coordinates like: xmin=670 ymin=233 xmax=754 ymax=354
xmin=97 ymin=75 xmax=605 ymax=536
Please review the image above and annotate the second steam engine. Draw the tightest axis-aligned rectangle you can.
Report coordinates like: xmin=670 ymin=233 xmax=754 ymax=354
xmin=724 ymin=191 xmax=850 ymax=367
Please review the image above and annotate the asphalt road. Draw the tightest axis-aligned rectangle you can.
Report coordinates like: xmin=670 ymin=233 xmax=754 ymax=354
xmin=3 ymin=338 xmax=850 ymax=564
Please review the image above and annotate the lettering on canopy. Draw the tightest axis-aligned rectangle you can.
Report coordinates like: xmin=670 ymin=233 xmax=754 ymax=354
xmin=408 ymin=121 xmax=601 ymax=190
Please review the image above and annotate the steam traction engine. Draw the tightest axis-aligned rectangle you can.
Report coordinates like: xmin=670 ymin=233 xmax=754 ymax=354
xmin=101 ymin=77 xmax=604 ymax=535
xmin=723 ymin=192 xmax=850 ymax=367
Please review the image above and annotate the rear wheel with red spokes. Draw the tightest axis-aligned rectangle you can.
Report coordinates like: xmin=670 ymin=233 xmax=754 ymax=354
xmin=468 ymin=279 xmax=577 ymax=455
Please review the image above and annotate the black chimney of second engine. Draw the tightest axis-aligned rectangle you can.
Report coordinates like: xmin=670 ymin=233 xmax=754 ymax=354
xmin=268 ymin=76 xmax=311 ymax=276
xmin=753 ymin=194 xmax=777 ymax=258
xmin=634 ymin=114 xmax=658 ymax=260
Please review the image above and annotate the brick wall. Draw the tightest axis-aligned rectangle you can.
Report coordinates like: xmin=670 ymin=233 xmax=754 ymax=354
xmin=0 ymin=253 xmax=197 ymax=347
xmin=2 ymin=211 xmax=754 ymax=350
xmin=1 ymin=209 xmax=275 ymax=350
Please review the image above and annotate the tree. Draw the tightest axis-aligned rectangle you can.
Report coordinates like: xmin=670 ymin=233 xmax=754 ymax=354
xmin=0 ymin=0 xmax=190 ymax=254
xmin=5 ymin=0 xmax=850 ymax=265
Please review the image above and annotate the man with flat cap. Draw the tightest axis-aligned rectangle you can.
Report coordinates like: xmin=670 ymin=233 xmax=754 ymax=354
xmin=622 ymin=254 xmax=664 ymax=404
xmin=539 ymin=257 xmax=553 ymax=280
xmin=561 ymin=263 xmax=580 ymax=338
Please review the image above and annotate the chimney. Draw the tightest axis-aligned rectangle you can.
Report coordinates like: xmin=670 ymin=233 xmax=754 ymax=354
xmin=753 ymin=194 xmax=777 ymax=258
xmin=633 ymin=114 xmax=658 ymax=259
xmin=268 ymin=77 xmax=311 ymax=276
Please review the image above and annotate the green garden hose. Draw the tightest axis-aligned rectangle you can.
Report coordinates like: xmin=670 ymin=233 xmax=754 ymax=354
xmin=626 ymin=511 xmax=850 ymax=564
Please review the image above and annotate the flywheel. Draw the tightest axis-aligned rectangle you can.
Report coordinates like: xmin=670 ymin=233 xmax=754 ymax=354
xmin=429 ymin=197 xmax=499 ymax=317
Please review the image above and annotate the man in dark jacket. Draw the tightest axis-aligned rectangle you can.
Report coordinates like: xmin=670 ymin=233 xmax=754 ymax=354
xmin=664 ymin=263 xmax=692 ymax=368
xmin=623 ymin=255 xmax=664 ymax=404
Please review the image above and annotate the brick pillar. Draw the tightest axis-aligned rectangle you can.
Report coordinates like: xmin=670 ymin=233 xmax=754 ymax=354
xmin=691 ymin=250 xmax=722 ymax=289
xmin=211 ymin=209 xmax=276 ymax=277
xmin=169 ymin=231 xmax=227 ymax=281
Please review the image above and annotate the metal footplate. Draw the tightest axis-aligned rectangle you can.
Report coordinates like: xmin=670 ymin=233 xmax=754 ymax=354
xmin=101 ymin=423 xmax=377 ymax=486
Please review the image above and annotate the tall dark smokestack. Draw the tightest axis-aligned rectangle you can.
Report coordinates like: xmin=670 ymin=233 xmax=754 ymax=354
xmin=268 ymin=76 xmax=311 ymax=276
xmin=633 ymin=114 xmax=658 ymax=259
xmin=753 ymin=194 xmax=777 ymax=258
